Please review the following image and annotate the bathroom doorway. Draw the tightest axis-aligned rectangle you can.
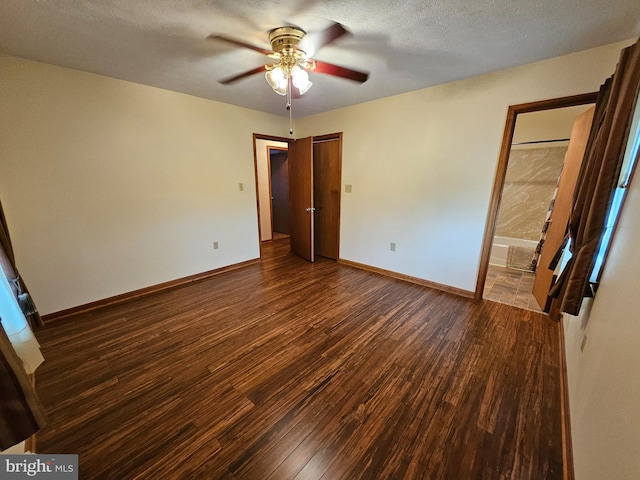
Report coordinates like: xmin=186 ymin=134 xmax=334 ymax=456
xmin=477 ymin=94 xmax=597 ymax=310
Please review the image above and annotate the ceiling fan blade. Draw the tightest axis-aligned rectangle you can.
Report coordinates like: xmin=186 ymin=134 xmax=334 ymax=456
xmin=299 ymin=22 xmax=349 ymax=55
xmin=219 ymin=65 xmax=266 ymax=85
xmin=207 ymin=34 xmax=272 ymax=56
xmin=312 ymin=60 xmax=369 ymax=83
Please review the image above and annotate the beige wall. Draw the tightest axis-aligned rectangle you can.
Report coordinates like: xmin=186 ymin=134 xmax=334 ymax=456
xmin=297 ymin=40 xmax=631 ymax=292
xmin=255 ymin=139 xmax=288 ymax=241
xmin=0 ymin=54 xmax=288 ymax=314
xmin=512 ymin=104 xmax=592 ymax=144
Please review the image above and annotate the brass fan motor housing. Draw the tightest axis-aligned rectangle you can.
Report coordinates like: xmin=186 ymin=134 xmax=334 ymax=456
xmin=269 ymin=27 xmax=306 ymax=55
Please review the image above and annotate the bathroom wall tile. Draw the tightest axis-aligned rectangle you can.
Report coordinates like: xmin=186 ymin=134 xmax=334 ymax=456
xmin=496 ymin=146 xmax=567 ymax=240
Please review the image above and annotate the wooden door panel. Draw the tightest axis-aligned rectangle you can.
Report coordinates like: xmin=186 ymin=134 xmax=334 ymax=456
xmin=288 ymin=137 xmax=314 ymax=262
xmin=533 ymin=107 xmax=595 ymax=310
xmin=313 ymin=139 xmax=341 ymax=260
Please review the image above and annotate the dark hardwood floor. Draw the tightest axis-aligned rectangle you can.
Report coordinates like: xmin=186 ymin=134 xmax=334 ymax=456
xmin=35 ymin=238 xmax=562 ymax=479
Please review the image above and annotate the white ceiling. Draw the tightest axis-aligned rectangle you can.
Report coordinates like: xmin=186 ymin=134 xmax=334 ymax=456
xmin=1 ymin=1 xmax=639 ymax=118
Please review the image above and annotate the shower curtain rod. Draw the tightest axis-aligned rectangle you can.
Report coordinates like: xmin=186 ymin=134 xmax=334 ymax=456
xmin=512 ymin=138 xmax=570 ymax=146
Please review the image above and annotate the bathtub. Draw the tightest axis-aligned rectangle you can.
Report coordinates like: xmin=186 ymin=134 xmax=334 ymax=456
xmin=489 ymin=236 xmax=539 ymax=268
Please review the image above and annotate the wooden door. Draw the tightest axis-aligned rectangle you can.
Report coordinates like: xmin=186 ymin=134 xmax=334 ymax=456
xmin=270 ymin=151 xmax=289 ymax=234
xmin=533 ymin=107 xmax=595 ymax=310
xmin=313 ymin=138 xmax=342 ymax=259
xmin=288 ymin=136 xmax=314 ymax=262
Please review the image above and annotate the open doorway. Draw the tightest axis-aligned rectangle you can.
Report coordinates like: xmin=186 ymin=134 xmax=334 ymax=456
xmin=253 ymin=134 xmax=291 ymax=255
xmin=476 ymin=93 xmax=598 ymax=309
xmin=269 ymin=147 xmax=290 ymax=240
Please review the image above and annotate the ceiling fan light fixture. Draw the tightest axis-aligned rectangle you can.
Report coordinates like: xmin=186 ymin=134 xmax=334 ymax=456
xmin=291 ymin=66 xmax=312 ymax=95
xmin=265 ymin=66 xmax=288 ymax=96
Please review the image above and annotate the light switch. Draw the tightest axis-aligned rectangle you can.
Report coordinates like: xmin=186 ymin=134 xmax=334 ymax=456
xmin=238 ymin=183 xmax=244 ymax=191
xmin=345 ymin=184 xmax=352 ymax=193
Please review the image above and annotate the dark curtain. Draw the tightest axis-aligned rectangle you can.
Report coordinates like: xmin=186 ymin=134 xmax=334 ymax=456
xmin=0 ymin=200 xmax=43 ymax=329
xmin=551 ymin=38 xmax=640 ymax=315
xmin=0 ymin=327 xmax=47 ymax=450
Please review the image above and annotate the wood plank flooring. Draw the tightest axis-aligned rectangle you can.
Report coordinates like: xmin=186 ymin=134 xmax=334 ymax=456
xmin=35 ymin=239 xmax=562 ymax=479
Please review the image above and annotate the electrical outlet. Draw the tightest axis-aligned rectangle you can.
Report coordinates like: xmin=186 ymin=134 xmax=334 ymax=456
xmin=238 ymin=183 xmax=244 ymax=191
xmin=345 ymin=184 xmax=352 ymax=193
xmin=213 ymin=241 xmax=219 ymax=250
xmin=390 ymin=242 xmax=396 ymax=252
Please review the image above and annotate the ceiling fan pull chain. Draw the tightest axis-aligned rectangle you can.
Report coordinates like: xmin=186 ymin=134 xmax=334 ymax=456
xmin=289 ymin=104 xmax=293 ymax=135
xmin=287 ymin=76 xmax=293 ymax=134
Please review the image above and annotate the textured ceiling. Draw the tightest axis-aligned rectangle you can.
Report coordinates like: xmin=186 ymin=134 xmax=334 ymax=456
xmin=1 ymin=0 xmax=639 ymax=117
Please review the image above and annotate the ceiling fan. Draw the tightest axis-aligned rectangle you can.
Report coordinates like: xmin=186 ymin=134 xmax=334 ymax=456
xmin=207 ymin=22 xmax=369 ymax=97
xmin=208 ymin=22 xmax=369 ymax=133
